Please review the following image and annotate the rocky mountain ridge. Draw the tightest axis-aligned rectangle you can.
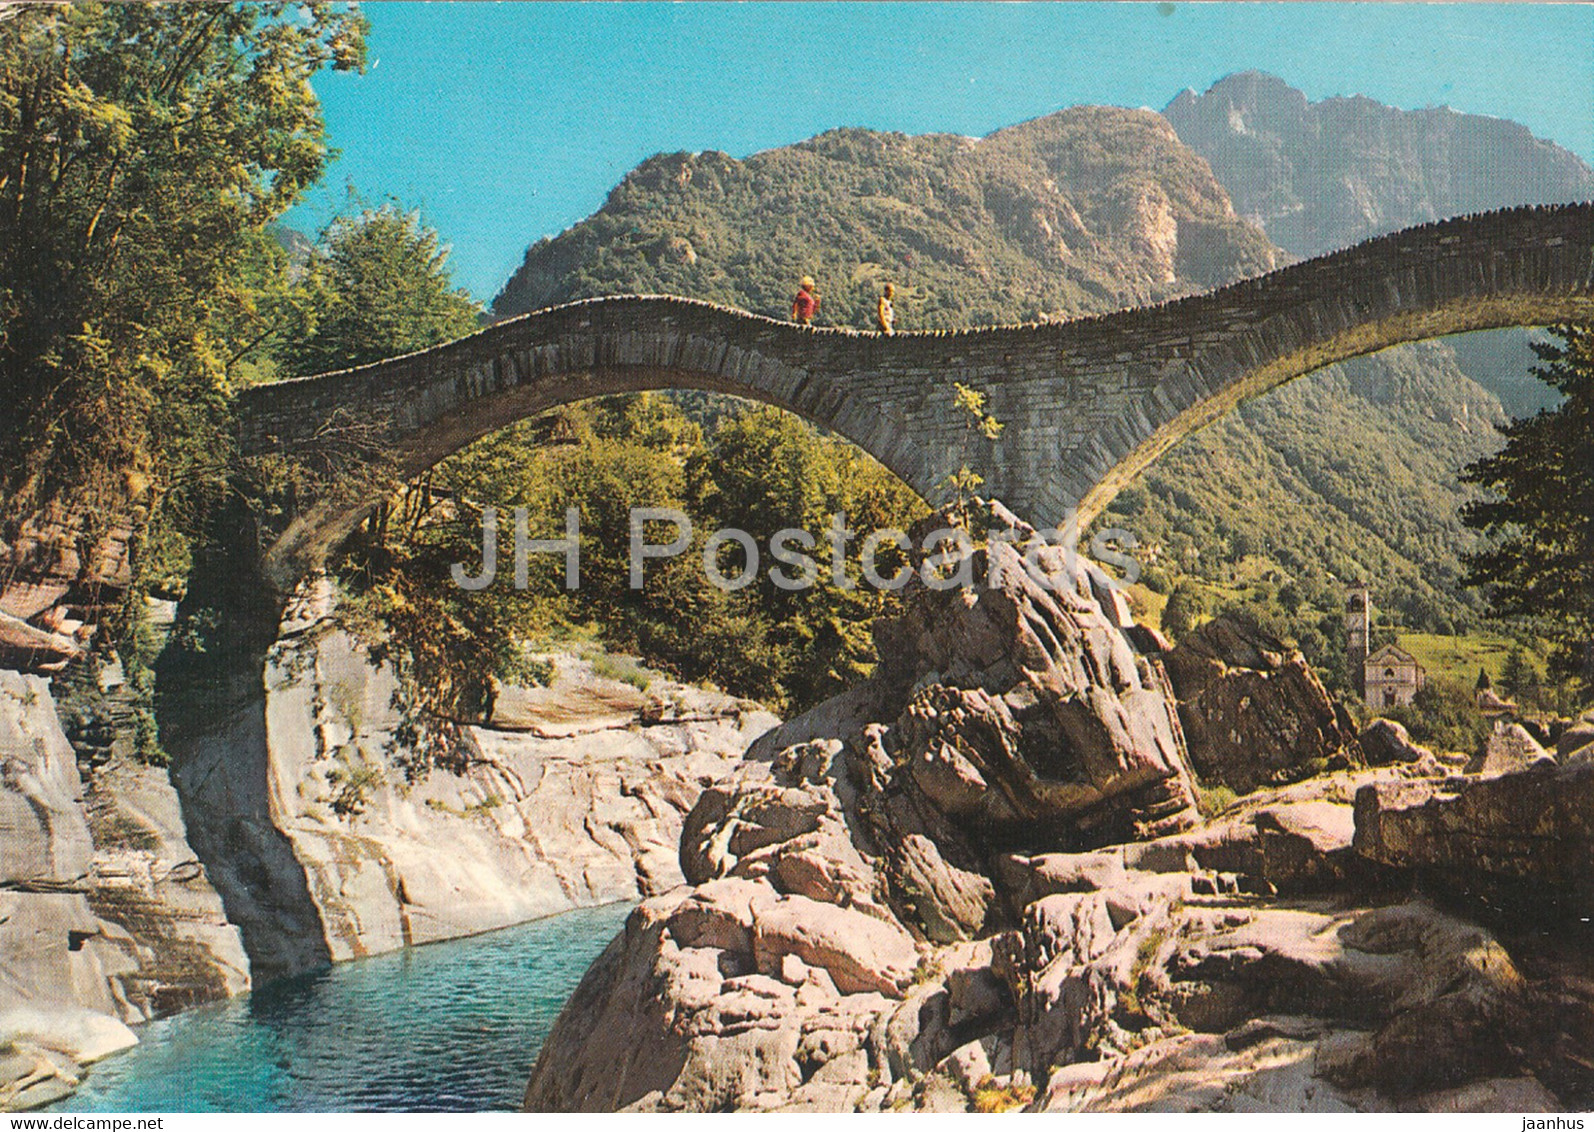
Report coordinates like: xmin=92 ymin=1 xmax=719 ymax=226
xmin=1164 ymin=70 xmax=1594 ymax=420
xmin=1163 ymin=70 xmax=1594 ymax=260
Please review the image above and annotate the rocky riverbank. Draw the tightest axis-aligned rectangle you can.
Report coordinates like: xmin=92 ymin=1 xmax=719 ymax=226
xmin=0 ymin=669 xmax=248 ymax=1110
xmin=526 ymin=519 xmax=1594 ymax=1113
xmin=0 ymin=575 xmax=778 ymax=1109
xmin=170 ymin=578 xmax=779 ymax=981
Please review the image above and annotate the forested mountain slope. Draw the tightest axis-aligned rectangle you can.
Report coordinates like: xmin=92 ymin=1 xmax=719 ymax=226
xmin=1108 ymin=73 xmax=1594 ymax=657
xmin=495 ymin=106 xmax=1276 ymax=326
xmin=491 ymin=77 xmax=1594 ymax=673
xmin=1165 ymin=69 xmax=1594 ymax=417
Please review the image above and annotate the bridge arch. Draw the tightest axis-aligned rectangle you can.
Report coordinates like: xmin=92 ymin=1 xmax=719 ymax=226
xmin=237 ymin=203 xmax=1594 ymax=589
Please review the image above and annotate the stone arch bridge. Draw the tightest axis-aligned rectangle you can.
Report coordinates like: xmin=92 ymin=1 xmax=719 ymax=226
xmin=238 ymin=203 xmax=1594 ymax=588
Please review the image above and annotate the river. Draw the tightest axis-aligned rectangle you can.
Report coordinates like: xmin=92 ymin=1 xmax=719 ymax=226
xmin=52 ymin=901 xmax=631 ymax=1113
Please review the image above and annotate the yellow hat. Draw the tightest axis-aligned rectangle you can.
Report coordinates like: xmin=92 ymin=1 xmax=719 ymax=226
xmin=800 ymin=276 xmax=815 ymax=290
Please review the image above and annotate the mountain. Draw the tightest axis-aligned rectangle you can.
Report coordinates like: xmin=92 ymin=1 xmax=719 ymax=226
xmin=490 ymin=80 xmax=1594 ymax=683
xmin=495 ymin=107 xmax=1275 ymax=327
xmin=1165 ymin=70 xmax=1594 ymax=417
xmin=1113 ymin=73 xmax=1594 ymax=673
xmin=1094 ymin=75 xmax=1594 ymax=672
xmin=1163 ymin=70 xmax=1594 ymax=259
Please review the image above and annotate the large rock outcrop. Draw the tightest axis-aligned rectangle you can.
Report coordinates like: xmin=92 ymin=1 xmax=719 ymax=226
xmin=868 ymin=530 xmax=1202 ymax=851
xmin=0 ymin=509 xmax=134 ymax=674
xmin=0 ymin=669 xmax=248 ymax=1110
xmin=1161 ymin=613 xmax=1361 ymax=793
xmin=525 ymin=530 xmax=1593 ymax=1112
xmin=528 ymin=537 xmax=1210 ymax=1111
xmin=1354 ymin=755 xmax=1594 ymax=921
xmin=173 ymin=578 xmax=779 ymax=980
xmin=529 ymin=729 xmax=1590 ymax=1111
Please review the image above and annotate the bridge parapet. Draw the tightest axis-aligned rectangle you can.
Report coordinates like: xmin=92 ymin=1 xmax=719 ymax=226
xmin=236 ymin=203 xmax=1594 ymax=588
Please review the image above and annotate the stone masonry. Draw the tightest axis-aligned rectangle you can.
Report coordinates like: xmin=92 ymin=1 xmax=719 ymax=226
xmin=237 ymin=204 xmax=1594 ymax=588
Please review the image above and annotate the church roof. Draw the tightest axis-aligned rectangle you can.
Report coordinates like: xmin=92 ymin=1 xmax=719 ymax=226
xmin=1365 ymin=643 xmax=1421 ymax=669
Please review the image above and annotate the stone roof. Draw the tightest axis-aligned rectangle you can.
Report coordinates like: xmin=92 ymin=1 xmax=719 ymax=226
xmin=1366 ymin=643 xmax=1422 ymax=670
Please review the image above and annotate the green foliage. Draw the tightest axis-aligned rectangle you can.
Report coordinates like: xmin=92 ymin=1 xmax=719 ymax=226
xmin=390 ymin=395 xmax=927 ymax=714
xmin=1384 ymin=679 xmax=1488 ymax=758
xmin=589 ymin=653 xmax=654 ymax=693
xmin=282 ymin=204 xmax=482 ymax=377
xmin=1462 ymin=327 xmax=1594 ymax=689
xmin=1160 ymin=581 xmax=1207 ymax=639
xmin=1195 ymin=782 xmax=1239 ymax=817
xmin=258 ymin=201 xmax=536 ymax=735
xmin=941 ymin=382 xmax=1004 ymax=528
xmin=970 ymin=1077 xmax=1036 ymax=1114
xmin=1091 ymin=344 xmax=1508 ymax=648
xmin=1500 ymin=645 xmax=1535 ymax=700
xmin=0 ymin=2 xmax=365 ymax=547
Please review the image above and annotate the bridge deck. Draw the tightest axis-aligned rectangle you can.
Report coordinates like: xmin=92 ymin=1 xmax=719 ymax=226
xmin=236 ymin=203 xmax=1594 ymax=587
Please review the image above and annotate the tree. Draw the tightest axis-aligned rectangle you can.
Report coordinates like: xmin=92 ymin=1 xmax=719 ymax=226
xmin=689 ymin=403 xmax=925 ymax=708
xmin=941 ymin=382 xmax=1003 ymax=529
xmin=1161 ymin=581 xmax=1206 ymax=638
xmin=1499 ymin=645 xmax=1535 ymax=702
xmin=0 ymin=3 xmax=366 ymax=540
xmin=277 ymin=205 xmax=504 ymax=722
xmin=1461 ymin=327 xmax=1594 ymax=688
xmin=283 ymin=205 xmax=482 ymax=377
xmin=1386 ymin=679 xmax=1488 ymax=759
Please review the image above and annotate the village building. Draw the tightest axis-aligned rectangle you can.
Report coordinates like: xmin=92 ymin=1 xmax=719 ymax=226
xmin=1365 ymin=643 xmax=1426 ymax=709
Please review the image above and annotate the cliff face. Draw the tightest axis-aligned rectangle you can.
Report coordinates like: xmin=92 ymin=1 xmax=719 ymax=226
xmin=525 ymin=532 xmax=1594 ymax=1112
xmin=0 ymin=565 xmax=781 ymax=1108
xmin=0 ymin=670 xmax=248 ymax=1111
xmin=171 ymin=578 xmax=780 ymax=982
xmin=1163 ymin=71 xmax=1594 ymax=259
xmin=1163 ymin=69 xmax=1594 ymax=418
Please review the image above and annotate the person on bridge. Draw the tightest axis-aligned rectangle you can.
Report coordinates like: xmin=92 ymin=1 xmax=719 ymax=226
xmin=791 ymin=276 xmax=819 ymax=326
xmin=876 ymin=282 xmax=896 ymax=335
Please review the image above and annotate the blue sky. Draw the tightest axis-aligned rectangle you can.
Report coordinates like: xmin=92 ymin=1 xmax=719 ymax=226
xmin=287 ymin=3 xmax=1594 ymax=302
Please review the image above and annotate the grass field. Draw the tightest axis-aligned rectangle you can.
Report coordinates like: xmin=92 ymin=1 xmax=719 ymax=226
xmin=1397 ymin=631 xmax=1541 ymax=687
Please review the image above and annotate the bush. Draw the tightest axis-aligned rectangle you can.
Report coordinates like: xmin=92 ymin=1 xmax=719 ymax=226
xmin=1161 ymin=582 xmax=1207 ymax=638
xmin=1385 ymin=679 xmax=1487 ymax=758
xmin=328 ymin=754 xmax=386 ymax=817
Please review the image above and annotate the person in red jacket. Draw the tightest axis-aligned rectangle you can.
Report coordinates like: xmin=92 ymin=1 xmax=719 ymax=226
xmin=791 ymin=275 xmax=819 ymax=325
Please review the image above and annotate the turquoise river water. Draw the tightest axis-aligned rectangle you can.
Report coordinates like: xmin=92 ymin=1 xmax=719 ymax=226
xmin=52 ymin=901 xmax=631 ymax=1113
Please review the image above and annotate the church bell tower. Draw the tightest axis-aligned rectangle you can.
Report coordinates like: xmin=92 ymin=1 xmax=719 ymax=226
xmin=1345 ymin=584 xmax=1370 ymax=697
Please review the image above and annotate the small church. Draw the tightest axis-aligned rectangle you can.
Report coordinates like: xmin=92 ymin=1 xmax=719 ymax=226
xmin=1364 ymin=643 xmax=1426 ymax=708
xmin=1345 ymin=584 xmax=1426 ymax=707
